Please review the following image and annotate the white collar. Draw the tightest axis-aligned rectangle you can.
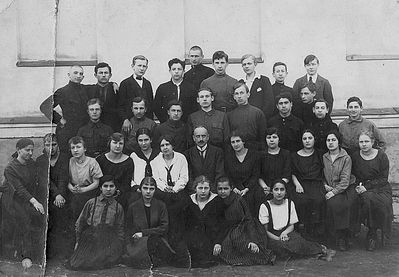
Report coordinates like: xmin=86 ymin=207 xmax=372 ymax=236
xmin=245 ymin=71 xmax=261 ymax=82
xmin=307 ymin=73 xmax=318 ymax=82
xmin=190 ymin=193 xmax=217 ymax=206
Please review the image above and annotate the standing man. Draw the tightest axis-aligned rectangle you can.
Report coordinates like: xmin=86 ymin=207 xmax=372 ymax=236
xmin=119 ymin=55 xmax=154 ymax=133
xmin=200 ymin=51 xmax=237 ymax=112
xmin=153 ymin=58 xmax=197 ymax=123
xmin=292 ymin=55 xmax=333 ymax=114
xmin=86 ymin=62 xmax=121 ymax=132
xmin=40 ymin=65 xmax=89 ymax=153
xmin=184 ymin=46 xmax=214 ymax=91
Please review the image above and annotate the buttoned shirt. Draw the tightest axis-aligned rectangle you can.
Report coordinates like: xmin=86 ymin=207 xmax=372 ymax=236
xmin=77 ymin=120 xmax=114 ymax=157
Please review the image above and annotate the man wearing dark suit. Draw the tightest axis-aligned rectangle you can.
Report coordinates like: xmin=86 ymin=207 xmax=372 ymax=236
xmin=153 ymin=58 xmax=197 ymax=123
xmin=184 ymin=45 xmax=214 ymax=91
xmin=292 ymin=54 xmax=333 ymax=114
xmin=185 ymin=126 xmax=224 ymax=192
xmin=86 ymin=62 xmax=121 ymax=132
xmin=119 ymin=55 xmax=154 ymax=133
xmin=272 ymin=62 xmax=294 ymax=116
xmin=40 ymin=65 xmax=89 ymax=153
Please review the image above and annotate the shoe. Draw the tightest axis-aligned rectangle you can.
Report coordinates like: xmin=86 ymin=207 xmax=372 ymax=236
xmin=269 ymin=254 xmax=277 ymax=265
xmin=367 ymin=238 xmax=376 ymax=251
xmin=320 ymin=246 xmax=336 ymax=262
xmin=337 ymin=238 xmax=347 ymax=251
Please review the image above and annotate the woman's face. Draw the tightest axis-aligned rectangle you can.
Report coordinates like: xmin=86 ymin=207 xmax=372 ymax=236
xmin=18 ymin=145 xmax=34 ymax=161
xmin=326 ymin=134 xmax=339 ymax=152
xmin=359 ymin=134 xmax=373 ymax=153
xmin=137 ymin=134 xmax=152 ymax=151
xmin=160 ymin=139 xmax=173 ymax=156
xmin=70 ymin=143 xmax=85 ymax=158
xmin=196 ymin=182 xmax=211 ymax=200
xmin=109 ymin=139 xmax=124 ymax=154
xmin=231 ymin=136 xmax=244 ymax=152
xmin=217 ymin=181 xmax=231 ymax=199
xmin=302 ymin=132 xmax=315 ymax=149
xmin=101 ymin=181 xmax=116 ymax=198
xmin=272 ymin=182 xmax=286 ymax=201
xmin=266 ymin=133 xmax=279 ymax=149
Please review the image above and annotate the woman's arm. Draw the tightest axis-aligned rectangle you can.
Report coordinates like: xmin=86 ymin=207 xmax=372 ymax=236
xmin=142 ymin=203 xmax=169 ymax=236
xmin=292 ymin=174 xmax=304 ymax=193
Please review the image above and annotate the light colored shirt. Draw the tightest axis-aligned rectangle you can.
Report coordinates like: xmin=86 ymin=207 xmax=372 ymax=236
xmin=259 ymin=199 xmax=298 ymax=230
xmin=69 ymin=156 xmax=103 ymax=187
xmin=244 ymin=71 xmax=261 ymax=92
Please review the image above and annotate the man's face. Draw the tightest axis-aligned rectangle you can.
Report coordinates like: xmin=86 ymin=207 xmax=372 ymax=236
xmin=193 ymin=127 xmax=209 ymax=147
xmin=189 ymin=49 xmax=203 ymax=66
xmin=44 ymin=140 xmax=59 ymax=157
xmin=347 ymin=101 xmax=362 ymax=120
xmin=169 ymin=63 xmax=184 ymax=82
xmin=300 ymin=87 xmax=316 ymax=104
xmin=233 ymin=85 xmax=249 ymax=105
xmin=305 ymin=58 xmax=319 ymax=76
xmin=132 ymin=59 xmax=148 ymax=77
xmin=68 ymin=66 xmax=84 ymax=83
xmin=167 ymin=105 xmax=183 ymax=121
xmin=94 ymin=67 xmax=111 ymax=85
xmin=213 ymin=58 xmax=228 ymax=75
xmin=88 ymin=103 xmax=101 ymax=121
xmin=241 ymin=58 xmax=256 ymax=75
xmin=277 ymin=98 xmax=292 ymax=117
xmin=132 ymin=101 xmax=146 ymax=119
xmin=272 ymin=65 xmax=287 ymax=83
xmin=313 ymin=102 xmax=329 ymax=119
xmin=197 ymin=90 xmax=214 ymax=109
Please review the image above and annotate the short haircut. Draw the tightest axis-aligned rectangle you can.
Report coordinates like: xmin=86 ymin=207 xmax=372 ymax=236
xmin=94 ymin=62 xmax=112 ymax=74
xmin=216 ymin=176 xmax=231 ymax=188
xmin=266 ymin=127 xmax=280 ymax=138
xmin=16 ymin=138 xmax=34 ymax=150
xmin=304 ymin=54 xmax=319 ymax=65
xmin=166 ymin=99 xmax=183 ymax=111
xmin=346 ymin=96 xmax=363 ymax=108
xmin=240 ymin=54 xmax=257 ymax=65
xmin=326 ymin=129 xmax=343 ymax=147
xmin=43 ymin=133 xmax=57 ymax=143
xmin=358 ymin=130 xmax=375 ymax=141
xmin=302 ymin=128 xmax=316 ymax=140
xmin=140 ymin=176 xmax=157 ymax=189
xmin=168 ymin=58 xmax=185 ymax=70
xmin=233 ymin=80 xmax=249 ymax=93
xmin=313 ymin=99 xmax=330 ymax=109
xmin=135 ymin=127 xmax=153 ymax=142
xmin=190 ymin=45 xmax=203 ymax=56
xmin=193 ymin=125 xmax=209 ymax=136
xmin=197 ymin=88 xmax=214 ymax=97
xmin=100 ymin=175 xmax=115 ymax=187
xmin=271 ymin=178 xmax=287 ymax=189
xmin=132 ymin=96 xmax=146 ymax=107
xmin=275 ymin=92 xmax=292 ymax=104
xmin=70 ymin=64 xmax=83 ymax=71
xmin=87 ymin=98 xmax=103 ymax=107
xmin=273 ymin=62 xmax=287 ymax=72
xmin=230 ymin=130 xmax=246 ymax=143
xmin=158 ymin=134 xmax=176 ymax=148
xmin=68 ymin=136 xmax=85 ymax=148
xmin=299 ymin=82 xmax=316 ymax=93
xmin=192 ymin=175 xmax=211 ymax=190
xmin=108 ymin=132 xmax=125 ymax=149
xmin=212 ymin=51 xmax=228 ymax=63
xmin=132 ymin=55 xmax=148 ymax=65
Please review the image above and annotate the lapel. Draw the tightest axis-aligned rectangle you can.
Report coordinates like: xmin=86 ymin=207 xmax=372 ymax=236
xmin=250 ymin=76 xmax=262 ymax=94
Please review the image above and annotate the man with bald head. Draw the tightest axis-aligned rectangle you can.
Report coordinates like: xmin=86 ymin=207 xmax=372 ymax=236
xmin=40 ymin=65 xmax=89 ymax=153
xmin=184 ymin=126 xmax=224 ymax=192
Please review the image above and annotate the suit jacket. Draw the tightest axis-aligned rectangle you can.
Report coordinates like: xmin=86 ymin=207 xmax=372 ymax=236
xmin=184 ymin=144 xmax=224 ymax=189
xmin=247 ymin=75 xmax=275 ymax=120
xmin=292 ymin=74 xmax=333 ymax=114
xmin=118 ymin=75 xmax=154 ymax=120
xmin=126 ymin=198 xmax=168 ymax=237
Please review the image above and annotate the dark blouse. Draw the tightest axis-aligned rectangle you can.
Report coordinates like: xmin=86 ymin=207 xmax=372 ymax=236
xmin=291 ymin=150 xmax=323 ymax=182
xmin=224 ymin=149 xmax=260 ymax=190
xmin=351 ymin=150 xmax=391 ymax=193
xmin=260 ymin=148 xmax=291 ymax=185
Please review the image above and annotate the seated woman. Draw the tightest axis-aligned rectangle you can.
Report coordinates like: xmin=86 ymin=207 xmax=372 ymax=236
xmin=216 ymin=176 xmax=275 ymax=266
xmin=130 ymin=128 xmax=160 ymax=188
xmin=351 ymin=131 xmax=392 ymax=251
xmin=259 ymin=179 xmax=335 ymax=261
xmin=259 ymin=127 xmax=291 ymax=200
xmin=96 ymin=132 xmax=134 ymax=210
xmin=69 ymin=175 xmax=124 ymax=270
xmin=1 ymin=139 xmax=46 ymax=267
xmin=124 ymin=177 xmax=174 ymax=268
xmin=184 ymin=176 xmax=225 ymax=268
xmin=322 ymin=130 xmax=355 ymax=251
xmin=224 ymin=131 xmax=262 ymax=217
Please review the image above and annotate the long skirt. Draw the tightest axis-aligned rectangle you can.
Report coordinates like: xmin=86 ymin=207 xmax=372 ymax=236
xmin=70 ymin=190 xmax=98 ymax=222
xmin=69 ymin=225 xmax=123 ymax=270
xmin=220 ymin=221 xmax=274 ymax=266
xmin=268 ymin=231 xmax=323 ymax=259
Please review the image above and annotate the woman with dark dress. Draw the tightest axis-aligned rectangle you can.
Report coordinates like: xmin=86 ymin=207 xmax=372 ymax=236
xmin=216 ymin=176 xmax=275 ymax=266
xmin=224 ymin=131 xmax=262 ymax=217
xmin=259 ymin=127 xmax=291 ymax=200
xmin=69 ymin=175 xmax=124 ymax=270
xmin=184 ymin=175 xmax=225 ymax=268
xmin=1 ymin=139 xmax=46 ymax=268
xmin=351 ymin=131 xmax=392 ymax=251
xmin=291 ymin=129 xmax=326 ymax=240
xmin=322 ymin=130 xmax=355 ymax=251
xmin=96 ymin=132 xmax=134 ymax=210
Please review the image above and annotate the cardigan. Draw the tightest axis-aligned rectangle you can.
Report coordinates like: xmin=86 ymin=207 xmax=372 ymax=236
xmin=323 ymin=148 xmax=352 ymax=195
